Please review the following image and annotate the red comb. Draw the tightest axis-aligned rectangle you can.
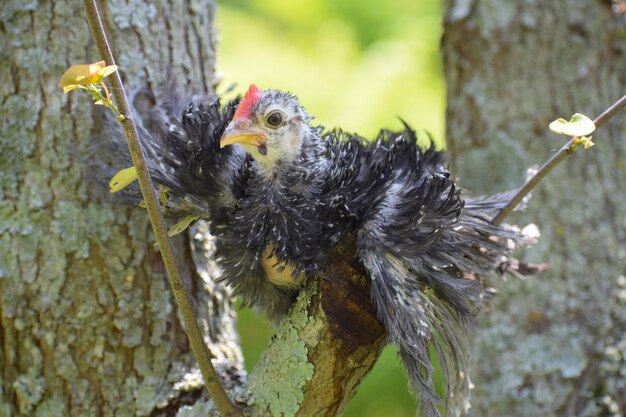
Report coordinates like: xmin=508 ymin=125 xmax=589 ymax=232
xmin=234 ymin=84 xmax=262 ymax=119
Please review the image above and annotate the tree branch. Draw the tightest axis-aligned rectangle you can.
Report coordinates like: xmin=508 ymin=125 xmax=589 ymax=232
xmin=246 ymin=235 xmax=386 ymax=417
xmin=82 ymin=2 xmax=241 ymax=416
xmin=492 ymin=92 xmax=626 ymax=225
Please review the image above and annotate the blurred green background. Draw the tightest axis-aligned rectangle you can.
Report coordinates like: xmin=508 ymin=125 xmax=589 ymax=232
xmin=216 ymin=1 xmax=444 ymax=416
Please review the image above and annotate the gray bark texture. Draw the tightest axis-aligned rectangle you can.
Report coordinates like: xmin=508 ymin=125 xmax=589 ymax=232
xmin=0 ymin=2 xmax=247 ymax=416
xmin=0 ymin=2 xmax=385 ymax=416
xmin=443 ymin=1 xmax=626 ymax=416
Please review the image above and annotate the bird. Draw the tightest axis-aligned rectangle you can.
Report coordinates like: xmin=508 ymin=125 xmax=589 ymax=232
xmin=104 ymin=83 xmax=523 ymax=417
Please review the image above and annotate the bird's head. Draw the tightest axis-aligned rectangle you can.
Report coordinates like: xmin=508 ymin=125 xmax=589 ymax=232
xmin=220 ymin=84 xmax=315 ymax=173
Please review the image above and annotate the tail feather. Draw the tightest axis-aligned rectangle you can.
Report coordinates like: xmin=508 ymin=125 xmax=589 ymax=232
xmin=361 ymin=249 xmax=474 ymax=417
xmin=354 ymin=131 xmax=522 ymax=416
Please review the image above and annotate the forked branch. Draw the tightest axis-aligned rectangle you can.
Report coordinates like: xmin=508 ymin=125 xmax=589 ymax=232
xmin=492 ymin=93 xmax=626 ymax=225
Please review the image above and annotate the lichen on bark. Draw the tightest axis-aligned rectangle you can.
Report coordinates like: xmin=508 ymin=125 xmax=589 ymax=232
xmin=0 ymin=2 xmax=235 ymax=416
xmin=246 ymin=284 xmax=317 ymax=417
xmin=443 ymin=1 xmax=626 ymax=416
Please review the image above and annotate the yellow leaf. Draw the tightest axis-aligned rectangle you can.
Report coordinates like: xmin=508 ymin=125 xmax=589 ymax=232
xmin=578 ymin=136 xmax=595 ymax=149
xmin=96 ymin=64 xmax=118 ymax=78
xmin=167 ymin=216 xmax=199 ymax=237
xmin=62 ymin=84 xmax=81 ymax=94
xmin=59 ymin=61 xmax=118 ymax=91
xmin=159 ymin=188 xmax=170 ymax=205
xmin=571 ymin=135 xmax=596 ymax=151
xmin=109 ymin=166 xmax=138 ymax=193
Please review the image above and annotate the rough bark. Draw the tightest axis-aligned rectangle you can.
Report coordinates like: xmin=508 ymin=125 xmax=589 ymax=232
xmin=0 ymin=2 xmax=245 ymax=416
xmin=179 ymin=234 xmax=386 ymax=417
xmin=443 ymin=1 xmax=626 ymax=416
xmin=1 ymin=2 xmax=386 ymax=416
xmin=247 ymin=236 xmax=386 ymax=417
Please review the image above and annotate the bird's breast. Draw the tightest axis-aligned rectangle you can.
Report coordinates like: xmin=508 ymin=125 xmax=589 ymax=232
xmin=261 ymin=243 xmax=305 ymax=288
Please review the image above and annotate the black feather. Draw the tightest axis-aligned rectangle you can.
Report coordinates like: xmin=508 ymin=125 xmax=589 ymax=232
xmin=97 ymin=86 xmax=525 ymax=416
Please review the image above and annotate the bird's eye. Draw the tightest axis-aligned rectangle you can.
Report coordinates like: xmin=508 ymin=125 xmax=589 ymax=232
xmin=265 ymin=111 xmax=283 ymax=128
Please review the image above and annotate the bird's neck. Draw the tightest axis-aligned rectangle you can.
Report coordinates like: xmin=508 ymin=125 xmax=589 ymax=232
xmin=255 ymin=129 xmax=327 ymax=185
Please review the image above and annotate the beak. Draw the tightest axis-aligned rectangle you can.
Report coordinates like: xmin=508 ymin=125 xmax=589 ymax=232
xmin=220 ymin=119 xmax=267 ymax=149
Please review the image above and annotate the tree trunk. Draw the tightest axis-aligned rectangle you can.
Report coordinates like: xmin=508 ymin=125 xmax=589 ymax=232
xmin=443 ymin=1 xmax=626 ymax=416
xmin=1 ymin=2 xmax=385 ymax=416
xmin=0 ymin=2 xmax=246 ymax=416
xmin=246 ymin=236 xmax=386 ymax=417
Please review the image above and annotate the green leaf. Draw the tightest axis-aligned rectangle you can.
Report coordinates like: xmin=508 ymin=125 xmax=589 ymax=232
xmin=573 ymin=135 xmax=595 ymax=150
xmin=167 ymin=216 xmax=199 ymax=237
xmin=109 ymin=166 xmax=138 ymax=193
xmin=549 ymin=113 xmax=596 ymax=137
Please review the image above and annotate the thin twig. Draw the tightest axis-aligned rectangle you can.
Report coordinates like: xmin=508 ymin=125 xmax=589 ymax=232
xmin=82 ymin=2 xmax=242 ymax=416
xmin=492 ymin=93 xmax=626 ymax=225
